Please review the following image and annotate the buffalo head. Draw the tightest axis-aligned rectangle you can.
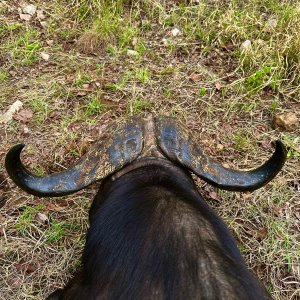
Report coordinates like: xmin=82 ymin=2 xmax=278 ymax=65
xmin=5 ymin=116 xmax=286 ymax=196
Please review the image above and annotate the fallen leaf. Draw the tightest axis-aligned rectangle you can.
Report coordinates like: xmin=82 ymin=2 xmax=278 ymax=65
xmin=9 ymin=276 xmax=22 ymax=288
xmin=13 ymin=109 xmax=33 ymax=123
xmin=222 ymin=42 xmax=234 ymax=51
xmin=15 ymin=261 xmax=36 ymax=274
xmin=209 ymin=191 xmax=221 ymax=202
xmin=274 ymin=207 xmax=283 ymax=216
xmin=256 ymin=228 xmax=268 ymax=240
xmin=36 ymin=212 xmax=49 ymax=225
xmin=242 ymin=192 xmax=251 ymax=200
xmin=82 ymin=83 xmax=90 ymax=90
xmin=189 ymin=73 xmax=202 ymax=82
xmin=215 ymin=82 xmax=222 ymax=90
xmin=19 ymin=13 xmax=32 ymax=21
xmin=36 ymin=10 xmax=46 ymax=20
xmin=77 ymin=91 xmax=87 ymax=97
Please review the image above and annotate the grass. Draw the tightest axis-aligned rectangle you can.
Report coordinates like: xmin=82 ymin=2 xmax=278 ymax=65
xmin=3 ymin=29 xmax=42 ymax=66
xmin=0 ymin=0 xmax=299 ymax=299
xmin=14 ymin=204 xmax=45 ymax=236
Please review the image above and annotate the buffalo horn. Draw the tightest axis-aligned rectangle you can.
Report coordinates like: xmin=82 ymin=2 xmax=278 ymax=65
xmin=155 ymin=117 xmax=287 ymax=191
xmin=5 ymin=119 xmax=143 ymax=197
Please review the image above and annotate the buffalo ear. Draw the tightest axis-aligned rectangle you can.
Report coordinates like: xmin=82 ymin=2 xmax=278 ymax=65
xmin=155 ymin=116 xmax=287 ymax=191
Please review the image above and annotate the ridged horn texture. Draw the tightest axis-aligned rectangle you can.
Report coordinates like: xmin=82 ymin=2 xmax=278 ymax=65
xmin=5 ymin=119 xmax=144 ymax=197
xmin=155 ymin=117 xmax=287 ymax=191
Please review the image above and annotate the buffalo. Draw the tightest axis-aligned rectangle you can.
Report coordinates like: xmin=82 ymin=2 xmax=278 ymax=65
xmin=5 ymin=116 xmax=286 ymax=300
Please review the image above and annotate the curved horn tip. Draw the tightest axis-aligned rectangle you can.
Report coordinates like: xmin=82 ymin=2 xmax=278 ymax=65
xmin=6 ymin=143 xmax=25 ymax=165
xmin=274 ymin=140 xmax=287 ymax=156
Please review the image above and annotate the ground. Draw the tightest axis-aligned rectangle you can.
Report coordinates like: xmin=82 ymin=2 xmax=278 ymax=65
xmin=0 ymin=1 xmax=299 ymax=299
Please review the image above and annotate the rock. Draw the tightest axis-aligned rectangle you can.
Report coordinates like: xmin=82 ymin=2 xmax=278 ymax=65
xmin=265 ymin=17 xmax=277 ymax=32
xmin=127 ymin=49 xmax=138 ymax=56
xmin=272 ymin=112 xmax=298 ymax=132
xmin=40 ymin=21 xmax=48 ymax=28
xmin=216 ymin=143 xmax=224 ymax=151
xmin=40 ymin=52 xmax=50 ymax=61
xmin=22 ymin=4 xmax=37 ymax=16
xmin=0 ymin=100 xmax=23 ymax=124
xmin=20 ymin=126 xmax=30 ymax=136
xmin=46 ymin=40 xmax=54 ymax=46
xmin=171 ymin=27 xmax=181 ymax=37
xmin=162 ymin=38 xmax=168 ymax=46
xmin=240 ymin=40 xmax=252 ymax=51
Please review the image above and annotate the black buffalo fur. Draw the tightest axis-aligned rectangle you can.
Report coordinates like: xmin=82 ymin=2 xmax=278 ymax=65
xmin=47 ymin=161 xmax=271 ymax=300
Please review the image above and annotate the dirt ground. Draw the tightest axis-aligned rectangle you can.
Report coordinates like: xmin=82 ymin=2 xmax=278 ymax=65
xmin=0 ymin=1 xmax=299 ymax=299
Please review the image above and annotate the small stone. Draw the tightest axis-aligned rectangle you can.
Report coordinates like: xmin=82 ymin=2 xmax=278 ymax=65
xmin=272 ymin=112 xmax=298 ymax=132
xmin=21 ymin=126 xmax=30 ymax=136
xmin=22 ymin=4 xmax=37 ymax=16
xmin=127 ymin=49 xmax=138 ymax=56
xmin=216 ymin=143 xmax=224 ymax=151
xmin=265 ymin=17 xmax=277 ymax=32
xmin=40 ymin=52 xmax=50 ymax=61
xmin=131 ymin=37 xmax=138 ymax=46
xmin=240 ymin=40 xmax=252 ymax=51
xmin=40 ymin=21 xmax=48 ymax=28
xmin=46 ymin=40 xmax=54 ymax=46
xmin=162 ymin=38 xmax=168 ymax=46
xmin=171 ymin=27 xmax=181 ymax=37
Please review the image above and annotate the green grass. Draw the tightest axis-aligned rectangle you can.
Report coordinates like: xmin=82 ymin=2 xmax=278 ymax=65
xmin=3 ymin=29 xmax=42 ymax=65
xmin=232 ymin=129 xmax=253 ymax=152
xmin=0 ymin=69 xmax=9 ymax=81
xmin=76 ymin=1 xmax=141 ymax=54
xmin=74 ymin=72 xmax=92 ymax=87
xmin=15 ymin=204 xmax=45 ymax=235
xmin=45 ymin=217 xmax=79 ymax=243
xmin=127 ymin=97 xmax=152 ymax=115
xmin=84 ymin=95 xmax=103 ymax=116
xmin=28 ymin=97 xmax=51 ymax=124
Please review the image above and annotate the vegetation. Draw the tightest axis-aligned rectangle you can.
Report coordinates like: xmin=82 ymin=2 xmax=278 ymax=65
xmin=0 ymin=0 xmax=299 ymax=299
